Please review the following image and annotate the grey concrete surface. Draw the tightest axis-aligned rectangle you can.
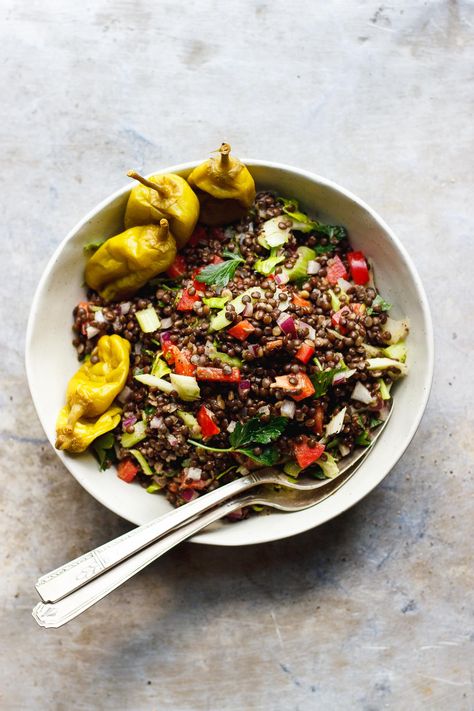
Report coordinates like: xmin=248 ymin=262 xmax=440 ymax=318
xmin=1 ymin=1 xmax=473 ymax=709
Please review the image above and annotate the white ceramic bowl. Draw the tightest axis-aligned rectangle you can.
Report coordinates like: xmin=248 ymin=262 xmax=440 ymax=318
xmin=26 ymin=161 xmax=433 ymax=545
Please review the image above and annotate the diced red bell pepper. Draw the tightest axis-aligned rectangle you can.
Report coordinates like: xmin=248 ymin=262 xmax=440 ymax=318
xmin=331 ymin=306 xmax=351 ymax=334
xmin=117 ymin=459 xmax=139 ymax=483
xmin=174 ymin=349 xmax=196 ymax=376
xmin=197 ymin=405 xmax=221 ymax=439
xmin=227 ymin=319 xmax=255 ymax=341
xmin=326 ymin=255 xmax=348 ymax=285
xmin=295 ymin=341 xmax=315 ymax=364
xmin=195 ymin=366 xmax=241 ymax=383
xmin=177 ymin=289 xmax=201 ymax=311
xmin=292 ymin=295 xmax=312 ymax=311
xmin=166 ymin=255 xmax=187 ymax=279
xmin=293 ymin=437 xmax=325 ymax=469
xmin=347 ymin=251 xmax=369 ymax=285
xmin=271 ymin=372 xmax=315 ymax=401
xmin=313 ymin=404 xmax=325 ymax=436
xmin=161 ymin=339 xmax=178 ymax=363
xmin=188 ymin=226 xmax=208 ymax=246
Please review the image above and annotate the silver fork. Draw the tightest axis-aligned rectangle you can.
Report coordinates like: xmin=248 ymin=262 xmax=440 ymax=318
xmin=34 ymin=405 xmax=392 ymax=607
xmin=32 ymin=412 xmax=392 ymax=628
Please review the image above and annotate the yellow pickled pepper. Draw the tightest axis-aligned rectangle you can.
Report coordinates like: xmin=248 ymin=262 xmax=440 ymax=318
xmin=187 ymin=143 xmax=256 ymax=226
xmin=56 ymin=334 xmax=131 ymax=453
xmin=84 ymin=220 xmax=177 ymax=302
xmin=124 ymin=171 xmax=200 ymax=247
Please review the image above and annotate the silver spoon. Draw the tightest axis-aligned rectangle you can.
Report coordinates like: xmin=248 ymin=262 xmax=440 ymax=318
xmin=35 ymin=405 xmax=391 ymax=606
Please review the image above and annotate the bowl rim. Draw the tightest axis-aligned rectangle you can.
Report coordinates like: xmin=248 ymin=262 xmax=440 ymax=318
xmin=25 ymin=159 xmax=434 ymax=545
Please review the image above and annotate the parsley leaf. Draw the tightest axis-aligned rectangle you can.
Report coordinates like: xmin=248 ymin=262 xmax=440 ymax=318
xmin=310 ymin=368 xmax=340 ymax=397
xmin=369 ymin=417 xmax=383 ymax=428
xmin=195 ymin=251 xmax=244 ymax=288
xmin=367 ymin=294 xmax=391 ymax=315
xmin=238 ymin=446 xmax=280 ymax=466
xmin=230 ymin=416 xmax=288 ymax=449
xmin=91 ymin=431 xmax=116 ymax=470
xmin=311 ymin=223 xmax=347 ymax=242
xmin=355 ymin=430 xmax=372 ymax=446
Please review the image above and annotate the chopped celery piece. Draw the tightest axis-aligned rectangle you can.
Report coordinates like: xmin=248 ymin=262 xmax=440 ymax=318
xmin=151 ymin=352 xmax=171 ymax=378
xmin=134 ymin=373 xmax=174 ymax=393
xmin=378 ymin=378 xmax=392 ymax=400
xmin=282 ymin=246 xmax=316 ymax=282
xmin=383 ymin=342 xmax=407 ymax=363
xmin=129 ymin=448 xmax=154 ymax=475
xmin=316 ymin=452 xmax=339 ymax=479
xmin=121 ymin=420 xmax=147 ymax=448
xmin=135 ymin=306 xmax=161 ymax=333
xmin=170 ymin=374 xmax=200 ymax=401
xmin=328 ymin=289 xmax=341 ymax=312
xmin=146 ymin=482 xmax=162 ymax=493
xmin=202 ymin=296 xmax=230 ymax=309
xmin=177 ymin=410 xmax=202 ymax=438
xmin=209 ymin=287 xmax=265 ymax=331
xmin=254 ymin=248 xmax=284 ymax=276
xmin=382 ymin=317 xmax=409 ymax=345
xmin=210 ymin=350 xmax=243 ymax=367
xmin=362 ymin=343 xmax=382 ymax=357
xmin=283 ymin=461 xmax=303 ymax=477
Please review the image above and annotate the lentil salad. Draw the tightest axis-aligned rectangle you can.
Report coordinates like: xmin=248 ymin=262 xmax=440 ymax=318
xmin=71 ymin=190 xmax=409 ymax=514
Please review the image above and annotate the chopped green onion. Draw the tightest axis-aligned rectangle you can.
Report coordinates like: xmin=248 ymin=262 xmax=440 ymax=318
xmin=135 ymin=306 xmax=161 ymax=333
xmin=129 ymin=448 xmax=154 ymax=475
xmin=121 ymin=420 xmax=147 ymax=448
xmin=134 ymin=373 xmax=174 ymax=393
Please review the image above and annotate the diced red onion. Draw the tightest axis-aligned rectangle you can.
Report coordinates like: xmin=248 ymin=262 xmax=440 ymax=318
xmin=86 ymin=325 xmax=100 ymax=339
xmin=351 ymin=381 xmax=374 ymax=404
xmin=246 ymin=344 xmax=261 ymax=358
xmin=307 ymin=260 xmax=321 ymax=275
xmin=94 ymin=310 xmax=105 ymax=324
xmin=238 ymin=380 xmax=251 ymax=398
xmin=227 ymin=508 xmax=245 ymax=521
xmin=160 ymin=331 xmax=172 ymax=344
xmin=281 ymin=399 xmax=296 ymax=419
xmin=149 ymin=416 xmax=164 ymax=429
xmin=133 ymin=342 xmax=142 ymax=355
xmin=325 ymin=407 xmax=347 ymax=436
xmin=186 ymin=467 xmax=202 ymax=481
xmin=296 ymin=320 xmax=316 ymax=341
xmin=117 ymin=385 xmax=132 ymax=404
xmin=167 ymin=434 xmax=179 ymax=447
xmin=227 ymin=420 xmax=237 ymax=433
xmin=122 ymin=415 xmax=137 ymax=428
xmin=181 ymin=488 xmax=198 ymax=502
xmin=275 ymin=290 xmax=290 ymax=311
xmin=277 ymin=313 xmax=296 ymax=335
xmin=337 ymin=278 xmax=352 ymax=292
xmin=274 ymin=272 xmax=289 ymax=285
xmin=242 ymin=302 xmax=254 ymax=317
xmin=160 ymin=317 xmax=172 ymax=329
xmin=332 ymin=368 xmax=357 ymax=385
xmin=378 ymin=404 xmax=390 ymax=421
xmin=120 ymin=302 xmax=131 ymax=315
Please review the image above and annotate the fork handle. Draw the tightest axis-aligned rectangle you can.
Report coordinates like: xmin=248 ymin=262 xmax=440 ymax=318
xmin=32 ymin=498 xmax=244 ymax=629
xmin=35 ymin=473 xmax=265 ymax=604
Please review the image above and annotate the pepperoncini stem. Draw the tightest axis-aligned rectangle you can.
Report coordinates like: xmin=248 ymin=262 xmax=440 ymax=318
xmin=127 ymin=170 xmax=170 ymax=200
xmin=65 ymin=401 xmax=86 ymax=433
xmin=218 ymin=143 xmax=231 ymax=168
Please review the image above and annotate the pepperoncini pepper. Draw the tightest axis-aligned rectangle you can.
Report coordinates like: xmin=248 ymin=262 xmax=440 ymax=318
xmin=55 ymin=335 xmax=131 ymax=452
xmin=187 ymin=143 xmax=256 ymax=225
xmin=84 ymin=220 xmax=177 ymax=302
xmin=124 ymin=171 xmax=200 ymax=248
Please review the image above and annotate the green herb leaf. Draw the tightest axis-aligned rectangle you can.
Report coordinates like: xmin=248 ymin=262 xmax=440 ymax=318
xmin=311 ymin=224 xmax=347 ymax=242
xmin=310 ymin=368 xmax=339 ymax=397
xmin=91 ymin=431 xmax=115 ymax=470
xmin=195 ymin=251 xmax=244 ymax=288
xmin=355 ymin=431 xmax=372 ymax=446
xmin=367 ymin=294 xmax=392 ymax=315
xmin=369 ymin=417 xmax=383 ymax=428
xmin=230 ymin=416 xmax=288 ymax=449
xmin=237 ymin=446 xmax=280 ymax=466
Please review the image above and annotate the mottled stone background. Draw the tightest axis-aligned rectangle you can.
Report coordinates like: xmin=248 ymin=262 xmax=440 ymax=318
xmin=1 ymin=1 xmax=473 ymax=709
